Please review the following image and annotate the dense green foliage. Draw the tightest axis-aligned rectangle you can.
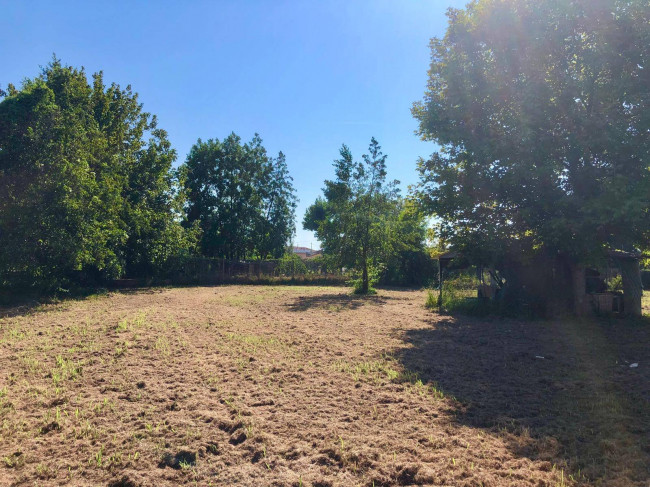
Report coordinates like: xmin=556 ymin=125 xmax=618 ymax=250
xmin=0 ymin=59 xmax=197 ymax=291
xmin=275 ymin=253 xmax=308 ymax=277
xmin=413 ymin=0 xmax=649 ymax=268
xmin=304 ymin=138 xmax=431 ymax=293
xmin=180 ymin=134 xmax=297 ymax=260
xmin=380 ymin=200 xmax=437 ymax=287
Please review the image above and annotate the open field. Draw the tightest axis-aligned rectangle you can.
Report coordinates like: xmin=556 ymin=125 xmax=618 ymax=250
xmin=1 ymin=286 xmax=649 ymax=486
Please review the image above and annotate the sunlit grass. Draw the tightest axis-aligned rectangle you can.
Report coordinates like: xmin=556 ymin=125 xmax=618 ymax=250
xmin=333 ymin=355 xmax=446 ymax=399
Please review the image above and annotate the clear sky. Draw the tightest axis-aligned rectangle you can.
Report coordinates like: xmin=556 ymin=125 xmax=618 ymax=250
xmin=1 ymin=0 xmax=466 ymax=249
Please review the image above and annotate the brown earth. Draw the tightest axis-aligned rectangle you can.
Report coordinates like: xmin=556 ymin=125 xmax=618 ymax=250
xmin=0 ymin=285 xmax=649 ymax=486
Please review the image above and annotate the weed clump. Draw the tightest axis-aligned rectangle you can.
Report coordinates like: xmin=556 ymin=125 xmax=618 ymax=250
xmin=425 ymin=290 xmax=438 ymax=309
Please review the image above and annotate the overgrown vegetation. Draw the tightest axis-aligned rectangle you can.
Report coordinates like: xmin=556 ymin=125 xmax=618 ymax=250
xmin=425 ymin=275 xmax=491 ymax=316
xmin=607 ymin=275 xmax=624 ymax=293
xmin=426 ymin=270 xmax=541 ymax=318
xmin=274 ymin=253 xmax=308 ymax=277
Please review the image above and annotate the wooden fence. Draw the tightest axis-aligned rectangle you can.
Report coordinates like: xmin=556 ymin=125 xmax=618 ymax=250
xmin=171 ymin=257 xmax=279 ymax=284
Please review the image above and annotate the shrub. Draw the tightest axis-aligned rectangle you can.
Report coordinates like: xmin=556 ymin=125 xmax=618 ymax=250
xmin=425 ymin=290 xmax=438 ymax=309
xmin=275 ymin=253 xmax=308 ymax=277
xmin=427 ymin=270 xmax=537 ymax=318
xmin=439 ymin=275 xmax=477 ymax=309
xmin=349 ymin=264 xmax=383 ymax=295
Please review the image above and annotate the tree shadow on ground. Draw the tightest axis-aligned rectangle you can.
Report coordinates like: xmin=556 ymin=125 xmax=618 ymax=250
xmin=394 ymin=313 xmax=650 ymax=485
xmin=286 ymin=292 xmax=391 ymax=312
xmin=0 ymin=301 xmax=48 ymax=319
xmin=0 ymin=287 xmax=166 ymax=319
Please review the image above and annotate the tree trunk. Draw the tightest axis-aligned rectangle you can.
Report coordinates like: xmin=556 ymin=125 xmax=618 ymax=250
xmin=361 ymin=248 xmax=369 ymax=293
xmin=438 ymin=261 xmax=443 ymax=309
xmin=571 ymin=264 xmax=587 ymax=316
xmin=620 ymin=258 xmax=642 ymax=317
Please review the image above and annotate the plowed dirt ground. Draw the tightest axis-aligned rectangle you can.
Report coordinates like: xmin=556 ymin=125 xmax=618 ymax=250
xmin=1 ymin=286 xmax=649 ymax=486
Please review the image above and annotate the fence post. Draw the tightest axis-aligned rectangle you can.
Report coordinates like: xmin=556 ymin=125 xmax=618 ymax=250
xmin=438 ymin=263 xmax=443 ymax=310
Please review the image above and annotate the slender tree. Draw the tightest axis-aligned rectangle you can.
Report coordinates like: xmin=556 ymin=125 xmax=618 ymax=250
xmin=259 ymin=151 xmax=298 ymax=258
xmin=304 ymin=138 xmax=400 ymax=293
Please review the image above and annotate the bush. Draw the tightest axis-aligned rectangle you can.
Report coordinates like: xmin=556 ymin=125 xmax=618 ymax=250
xmin=427 ymin=271 xmax=537 ymax=318
xmin=439 ymin=275 xmax=477 ymax=309
xmin=423 ymin=275 xmax=475 ymax=311
xmin=425 ymin=290 xmax=438 ymax=309
xmin=304 ymin=254 xmax=327 ymax=274
xmin=349 ymin=264 xmax=383 ymax=295
xmin=275 ymin=253 xmax=308 ymax=277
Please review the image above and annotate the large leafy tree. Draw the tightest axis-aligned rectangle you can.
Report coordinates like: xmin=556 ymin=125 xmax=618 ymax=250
xmin=90 ymin=71 xmax=198 ymax=278
xmin=413 ymin=0 xmax=649 ymax=311
xmin=0 ymin=59 xmax=194 ymax=290
xmin=304 ymin=138 xmax=400 ymax=293
xmin=181 ymin=134 xmax=296 ymax=260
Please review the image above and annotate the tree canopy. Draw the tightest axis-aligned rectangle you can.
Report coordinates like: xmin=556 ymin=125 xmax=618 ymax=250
xmin=0 ymin=59 xmax=197 ymax=290
xmin=412 ymin=0 xmax=649 ymax=269
xmin=304 ymin=138 xmax=411 ymax=293
xmin=181 ymin=134 xmax=297 ymax=260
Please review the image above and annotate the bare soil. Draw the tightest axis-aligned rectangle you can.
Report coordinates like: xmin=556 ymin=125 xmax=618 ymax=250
xmin=0 ymin=285 xmax=649 ymax=486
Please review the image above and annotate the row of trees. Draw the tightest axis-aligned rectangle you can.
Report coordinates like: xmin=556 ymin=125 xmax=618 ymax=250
xmin=0 ymin=59 xmax=297 ymax=291
xmin=0 ymin=60 xmax=426 ymax=295
xmin=3 ymin=0 xmax=647 ymax=309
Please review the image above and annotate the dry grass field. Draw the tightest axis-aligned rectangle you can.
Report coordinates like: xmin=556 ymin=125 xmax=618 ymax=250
xmin=1 ymin=285 xmax=649 ymax=486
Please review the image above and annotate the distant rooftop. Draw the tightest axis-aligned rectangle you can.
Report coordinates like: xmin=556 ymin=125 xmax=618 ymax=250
xmin=292 ymin=246 xmax=322 ymax=259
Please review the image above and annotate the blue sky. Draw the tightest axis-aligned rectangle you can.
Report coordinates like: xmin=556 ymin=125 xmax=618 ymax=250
xmin=1 ymin=0 xmax=466 ymax=249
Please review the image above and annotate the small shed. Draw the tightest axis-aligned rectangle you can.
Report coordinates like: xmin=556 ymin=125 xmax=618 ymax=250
xmin=607 ymin=250 xmax=643 ymax=317
xmin=434 ymin=249 xmax=644 ymax=317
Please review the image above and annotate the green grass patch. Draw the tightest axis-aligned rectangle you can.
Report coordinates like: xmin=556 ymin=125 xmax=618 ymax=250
xmin=333 ymin=355 xmax=446 ymax=399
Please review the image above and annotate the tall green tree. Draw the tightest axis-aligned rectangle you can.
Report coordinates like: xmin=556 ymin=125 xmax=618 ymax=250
xmin=181 ymin=134 xmax=296 ymax=260
xmin=259 ymin=151 xmax=298 ymax=258
xmin=304 ymin=138 xmax=400 ymax=293
xmin=0 ymin=59 xmax=195 ymax=290
xmin=89 ymin=71 xmax=198 ymax=278
xmin=413 ymin=0 xmax=649 ymax=312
